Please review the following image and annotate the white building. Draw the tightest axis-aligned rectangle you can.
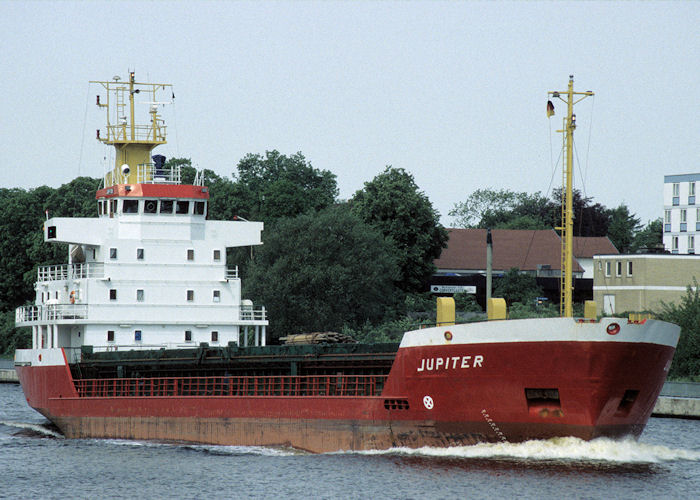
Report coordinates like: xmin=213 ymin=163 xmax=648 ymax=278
xmin=663 ymin=173 xmax=699 ymax=254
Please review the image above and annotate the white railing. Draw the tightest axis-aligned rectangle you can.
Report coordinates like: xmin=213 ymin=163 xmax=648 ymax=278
xmin=226 ymin=267 xmax=239 ymax=279
xmin=137 ymin=163 xmax=181 ymax=184
xmin=15 ymin=304 xmax=89 ymax=324
xmin=241 ymin=306 xmax=267 ymax=321
xmin=37 ymin=263 xmax=105 ymax=282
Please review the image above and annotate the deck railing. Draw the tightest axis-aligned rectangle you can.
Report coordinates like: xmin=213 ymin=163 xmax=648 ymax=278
xmin=15 ymin=304 xmax=89 ymax=324
xmin=37 ymin=263 xmax=105 ymax=282
xmin=74 ymin=374 xmax=387 ymax=398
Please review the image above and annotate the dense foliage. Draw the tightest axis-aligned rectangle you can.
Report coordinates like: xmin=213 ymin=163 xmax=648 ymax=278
xmin=657 ymin=280 xmax=700 ymax=380
xmin=244 ymin=205 xmax=401 ymax=338
xmin=351 ymin=167 xmax=448 ymax=293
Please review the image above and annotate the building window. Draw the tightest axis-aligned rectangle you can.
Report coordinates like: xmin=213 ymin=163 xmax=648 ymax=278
xmin=213 ymin=249 xmax=221 ymax=261
xmin=605 ymin=261 xmax=611 ymax=277
xmin=187 ymin=249 xmax=194 ymax=261
xmin=673 ymin=183 xmax=680 ymax=196
xmin=689 ymin=236 xmax=695 ymax=254
xmin=134 ymin=330 xmax=142 ymax=342
xmin=213 ymin=290 xmax=221 ymax=303
xmin=681 ymin=209 xmax=687 ymax=232
xmin=110 ymin=247 xmax=118 ymax=259
xmin=211 ymin=331 xmax=219 ymax=343
xmin=137 ymin=248 xmax=144 ymax=260
xmin=187 ymin=290 xmax=194 ymax=301
xmin=672 ymin=236 xmax=679 ymax=254
xmin=615 ymin=261 xmax=622 ymax=277
xmin=110 ymin=289 xmax=117 ymax=301
xmin=185 ymin=330 xmax=192 ymax=342
xmin=136 ymin=289 xmax=144 ymax=302
xmin=690 ymin=182 xmax=696 ymax=196
xmin=627 ymin=261 xmax=633 ymax=276
xmin=107 ymin=330 xmax=115 ymax=342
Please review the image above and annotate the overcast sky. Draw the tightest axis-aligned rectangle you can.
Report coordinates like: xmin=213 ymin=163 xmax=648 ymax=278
xmin=1 ymin=1 xmax=698 ymax=226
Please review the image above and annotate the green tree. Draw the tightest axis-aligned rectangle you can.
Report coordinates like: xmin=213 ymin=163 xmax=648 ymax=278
xmin=630 ymin=218 xmax=663 ymax=253
xmin=657 ymin=280 xmax=700 ymax=379
xmin=234 ymin=150 xmax=338 ymax=221
xmin=351 ymin=167 xmax=448 ymax=293
xmin=493 ymin=268 xmax=543 ymax=306
xmin=607 ymin=204 xmax=641 ymax=253
xmin=244 ymin=205 xmax=401 ymax=339
xmin=449 ymin=188 xmax=524 ymax=228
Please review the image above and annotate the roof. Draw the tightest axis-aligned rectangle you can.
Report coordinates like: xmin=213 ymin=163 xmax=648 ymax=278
xmin=572 ymin=236 xmax=618 ymax=258
xmin=435 ymin=228 xmax=584 ymax=272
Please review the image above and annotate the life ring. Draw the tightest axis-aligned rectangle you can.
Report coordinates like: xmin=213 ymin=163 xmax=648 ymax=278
xmin=606 ymin=323 xmax=620 ymax=335
xmin=70 ymin=291 xmax=75 ymax=304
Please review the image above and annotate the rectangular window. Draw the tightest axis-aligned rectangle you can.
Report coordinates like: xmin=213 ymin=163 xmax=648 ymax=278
xmin=211 ymin=331 xmax=219 ymax=343
xmin=137 ymin=248 xmax=144 ymax=260
xmin=605 ymin=261 xmax=611 ymax=277
xmin=689 ymin=236 xmax=695 ymax=254
xmin=213 ymin=290 xmax=221 ymax=303
xmin=144 ymin=200 xmax=157 ymax=214
xmin=672 ymin=236 xmax=679 ymax=253
xmin=160 ymin=200 xmax=174 ymax=214
xmin=187 ymin=290 xmax=194 ymax=301
xmin=47 ymin=226 xmax=57 ymax=239
xmin=690 ymin=182 xmax=696 ymax=196
xmin=185 ymin=330 xmax=192 ymax=342
xmin=213 ymin=249 xmax=221 ymax=261
xmin=627 ymin=261 xmax=633 ymax=276
xmin=110 ymin=247 xmax=117 ymax=259
xmin=616 ymin=261 xmax=622 ymax=277
xmin=136 ymin=289 xmax=144 ymax=302
xmin=681 ymin=209 xmax=687 ymax=222
xmin=123 ymin=199 xmax=139 ymax=214
xmin=187 ymin=249 xmax=194 ymax=261
xmin=107 ymin=330 xmax=115 ymax=342
xmin=664 ymin=210 xmax=671 ymax=223
xmin=194 ymin=201 xmax=206 ymax=215
xmin=176 ymin=201 xmax=189 ymax=214
xmin=134 ymin=330 xmax=142 ymax=342
xmin=109 ymin=289 xmax=117 ymax=301
xmin=673 ymin=183 xmax=680 ymax=196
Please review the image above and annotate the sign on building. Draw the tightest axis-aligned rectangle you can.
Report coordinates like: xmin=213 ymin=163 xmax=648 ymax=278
xmin=430 ymin=285 xmax=477 ymax=294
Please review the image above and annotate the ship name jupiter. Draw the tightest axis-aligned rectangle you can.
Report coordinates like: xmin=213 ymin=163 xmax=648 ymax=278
xmin=417 ymin=355 xmax=484 ymax=372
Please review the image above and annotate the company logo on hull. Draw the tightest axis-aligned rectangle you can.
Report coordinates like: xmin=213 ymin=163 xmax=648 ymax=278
xmin=417 ymin=355 xmax=483 ymax=372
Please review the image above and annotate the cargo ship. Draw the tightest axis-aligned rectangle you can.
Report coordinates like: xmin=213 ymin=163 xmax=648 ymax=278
xmin=14 ymin=74 xmax=679 ymax=452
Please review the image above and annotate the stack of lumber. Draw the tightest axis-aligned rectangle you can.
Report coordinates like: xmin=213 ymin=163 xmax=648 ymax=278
xmin=280 ymin=332 xmax=357 ymax=344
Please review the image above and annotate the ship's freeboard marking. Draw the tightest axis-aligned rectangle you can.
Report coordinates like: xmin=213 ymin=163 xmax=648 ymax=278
xmin=416 ymin=355 xmax=483 ymax=372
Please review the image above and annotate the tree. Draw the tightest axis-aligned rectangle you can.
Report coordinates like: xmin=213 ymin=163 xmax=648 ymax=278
xmin=449 ymin=188 xmax=524 ymax=228
xmin=630 ymin=218 xmax=663 ymax=253
xmin=657 ymin=279 xmax=700 ymax=379
xmin=607 ymin=204 xmax=641 ymax=253
xmin=234 ymin=150 xmax=338 ymax=221
xmin=244 ymin=205 xmax=401 ymax=339
xmin=351 ymin=167 xmax=448 ymax=293
xmin=493 ymin=268 xmax=543 ymax=306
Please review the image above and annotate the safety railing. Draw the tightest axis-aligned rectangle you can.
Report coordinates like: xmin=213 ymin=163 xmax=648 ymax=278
xmin=15 ymin=304 xmax=89 ymax=324
xmin=226 ymin=267 xmax=239 ymax=279
xmin=137 ymin=163 xmax=181 ymax=184
xmin=37 ymin=263 xmax=105 ymax=282
xmin=74 ymin=374 xmax=387 ymax=399
xmin=241 ymin=306 xmax=266 ymax=321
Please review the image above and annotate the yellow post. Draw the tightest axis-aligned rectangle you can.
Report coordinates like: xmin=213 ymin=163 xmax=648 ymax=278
xmin=487 ymin=298 xmax=506 ymax=320
xmin=436 ymin=297 xmax=455 ymax=326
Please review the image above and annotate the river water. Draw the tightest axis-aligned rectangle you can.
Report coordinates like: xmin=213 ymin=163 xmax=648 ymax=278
xmin=1 ymin=383 xmax=698 ymax=499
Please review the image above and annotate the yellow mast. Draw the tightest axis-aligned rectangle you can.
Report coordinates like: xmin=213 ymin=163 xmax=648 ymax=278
xmin=548 ymin=75 xmax=593 ymax=317
xmin=92 ymin=72 xmax=172 ymax=186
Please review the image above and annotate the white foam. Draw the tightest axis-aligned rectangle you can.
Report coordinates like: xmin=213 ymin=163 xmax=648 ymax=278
xmin=95 ymin=438 xmax=301 ymax=456
xmin=0 ymin=420 xmax=64 ymax=439
xmin=355 ymin=437 xmax=700 ymax=463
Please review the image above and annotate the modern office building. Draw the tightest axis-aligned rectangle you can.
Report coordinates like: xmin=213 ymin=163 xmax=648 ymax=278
xmin=663 ymin=173 xmax=700 ymax=254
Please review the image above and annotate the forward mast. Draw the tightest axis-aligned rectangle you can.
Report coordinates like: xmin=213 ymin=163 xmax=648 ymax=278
xmin=548 ymin=76 xmax=593 ymax=317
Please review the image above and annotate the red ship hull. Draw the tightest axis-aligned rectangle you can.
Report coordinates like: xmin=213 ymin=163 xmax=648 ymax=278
xmin=15 ymin=318 xmax=678 ymax=453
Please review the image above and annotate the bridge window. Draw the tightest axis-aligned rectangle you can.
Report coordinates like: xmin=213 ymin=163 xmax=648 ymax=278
xmin=137 ymin=248 xmax=144 ymax=260
xmin=144 ymin=200 xmax=157 ymax=214
xmin=110 ymin=248 xmax=117 ymax=259
xmin=185 ymin=330 xmax=192 ymax=342
xmin=107 ymin=330 xmax=115 ymax=342
xmin=194 ymin=201 xmax=206 ymax=216
xmin=187 ymin=249 xmax=194 ymax=261
xmin=213 ymin=290 xmax=221 ymax=302
xmin=109 ymin=289 xmax=117 ymax=301
xmin=211 ymin=331 xmax=219 ymax=343
xmin=213 ymin=249 xmax=221 ymax=261
xmin=134 ymin=330 xmax=142 ymax=342
xmin=176 ymin=201 xmax=189 ymax=214
xmin=187 ymin=290 xmax=194 ymax=301
xmin=160 ymin=200 xmax=174 ymax=214
xmin=136 ymin=289 xmax=144 ymax=302
xmin=123 ymin=199 xmax=139 ymax=214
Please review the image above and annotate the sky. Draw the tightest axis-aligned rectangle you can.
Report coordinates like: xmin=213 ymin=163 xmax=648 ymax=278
xmin=1 ymin=1 xmax=699 ymax=227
